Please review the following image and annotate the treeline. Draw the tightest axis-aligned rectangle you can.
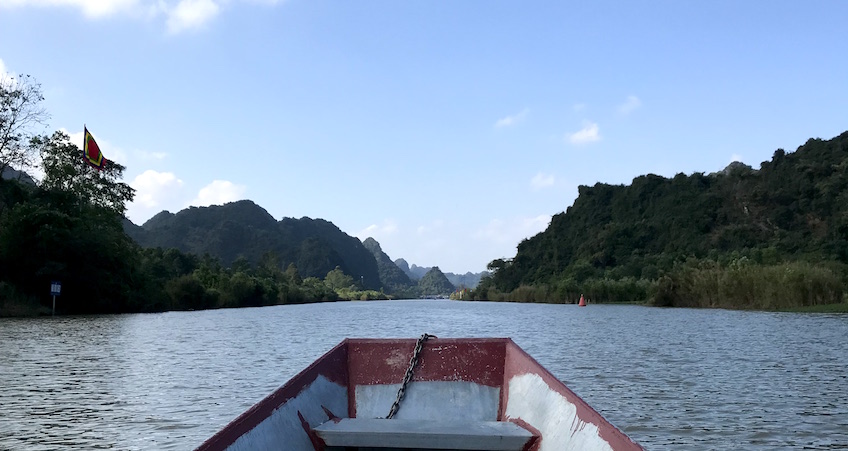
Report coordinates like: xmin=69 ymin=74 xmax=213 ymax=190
xmin=128 ymin=203 xmax=384 ymax=292
xmin=470 ymin=131 xmax=848 ymax=309
xmin=0 ymin=74 xmax=387 ymax=316
xmin=466 ymin=254 xmax=844 ymax=310
xmin=0 ymin=172 xmax=390 ymax=317
xmin=132 ymin=250 xmax=389 ymax=312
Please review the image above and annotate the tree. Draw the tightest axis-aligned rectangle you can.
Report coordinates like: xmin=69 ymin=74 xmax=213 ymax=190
xmin=487 ymin=258 xmax=508 ymax=274
xmin=284 ymin=263 xmax=303 ymax=285
xmin=0 ymin=73 xmax=48 ymax=177
xmin=37 ymin=131 xmax=134 ymax=216
xmin=0 ymin=124 xmax=136 ymax=313
xmin=418 ymin=267 xmax=455 ymax=296
xmin=0 ymin=188 xmax=139 ymax=313
xmin=325 ymin=266 xmax=354 ymax=290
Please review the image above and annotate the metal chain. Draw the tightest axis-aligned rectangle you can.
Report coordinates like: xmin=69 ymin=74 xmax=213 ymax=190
xmin=386 ymin=333 xmax=436 ymax=419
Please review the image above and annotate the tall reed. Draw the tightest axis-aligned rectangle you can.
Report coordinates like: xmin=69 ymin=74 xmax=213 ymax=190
xmin=651 ymin=260 xmax=844 ymax=309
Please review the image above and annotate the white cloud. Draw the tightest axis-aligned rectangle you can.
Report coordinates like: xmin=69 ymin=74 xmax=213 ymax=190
xmin=0 ymin=0 xmax=278 ymax=33
xmin=617 ymin=95 xmax=642 ymax=115
xmin=166 ymin=0 xmax=220 ymax=33
xmin=190 ymin=179 xmax=246 ymax=207
xmin=730 ymin=154 xmax=743 ymax=163
xmin=0 ymin=0 xmax=140 ymax=17
xmin=567 ymin=121 xmax=601 ymax=145
xmin=125 ymin=169 xmax=185 ymax=224
xmin=494 ymin=108 xmax=529 ymax=128
xmin=358 ymin=220 xmax=398 ymax=240
xmin=0 ymin=59 xmax=17 ymax=88
xmin=473 ymin=215 xmax=551 ymax=245
xmin=64 ymin=129 xmax=85 ymax=148
xmin=131 ymin=170 xmax=184 ymax=208
xmin=531 ymin=172 xmax=555 ymax=190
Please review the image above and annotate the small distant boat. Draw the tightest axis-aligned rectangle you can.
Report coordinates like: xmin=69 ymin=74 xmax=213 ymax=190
xmin=196 ymin=336 xmax=643 ymax=450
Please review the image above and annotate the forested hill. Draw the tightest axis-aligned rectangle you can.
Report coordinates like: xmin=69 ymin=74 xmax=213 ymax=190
xmin=394 ymin=258 xmax=489 ymax=288
xmin=488 ymin=131 xmax=848 ymax=292
xmin=362 ymin=237 xmax=414 ymax=293
xmin=418 ymin=267 xmax=456 ymax=296
xmin=125 ymin=200 xmax=381 ymax=290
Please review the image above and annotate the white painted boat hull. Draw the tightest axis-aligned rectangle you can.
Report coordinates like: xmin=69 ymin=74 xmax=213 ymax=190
xmin=196 ymin=338 xmax=643 ymax=451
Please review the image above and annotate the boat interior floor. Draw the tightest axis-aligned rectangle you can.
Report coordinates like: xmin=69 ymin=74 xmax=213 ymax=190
xmin=324 ymin=449 xmax=521 ymax=451
xmin=314 ymin=418 xmax=537 ymax=451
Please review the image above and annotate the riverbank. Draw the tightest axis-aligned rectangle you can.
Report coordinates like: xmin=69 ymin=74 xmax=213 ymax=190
xmin=779 ymin=302 xmax=848 ymax=313
xmin=3 ymin=295 xmax=847 ymax=318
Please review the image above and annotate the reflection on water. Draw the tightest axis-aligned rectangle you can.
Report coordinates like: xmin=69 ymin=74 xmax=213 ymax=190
xmin=1 ymin=301 xmax=847 ymax=450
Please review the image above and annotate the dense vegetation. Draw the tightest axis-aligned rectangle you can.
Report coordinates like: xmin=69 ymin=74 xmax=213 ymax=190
xmin=471 ymin=132 xmax=848 ymax=309
xmin=362 ymin=237 xmax=416 ymax=296
xmin=125 ymin=197 xmax=490 ymax=298
xmin=124 ymin=202 xmax=468 ymax=299
xmin=417 ymin=267 xmax=455 ymax=297
xmin=0 ymin=129 xmax=139 ymax=315
xmin=0 ymin=164 xmax=398 ymax=316
xmin=0 ymin=74 xmax=404 ymax=316
xmin=126 ymin=202 xmax=383 ymax=291
xmin=0 ymin=162 xmax=405 ymax=316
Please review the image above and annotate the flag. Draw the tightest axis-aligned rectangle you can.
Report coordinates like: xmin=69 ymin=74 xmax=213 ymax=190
xmin=83 ymin=126 xmax=108 ymax=170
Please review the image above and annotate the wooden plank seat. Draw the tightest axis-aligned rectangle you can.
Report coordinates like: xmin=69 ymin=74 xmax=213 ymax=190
xmin=313 ymin=418 xmax=536 ymax=450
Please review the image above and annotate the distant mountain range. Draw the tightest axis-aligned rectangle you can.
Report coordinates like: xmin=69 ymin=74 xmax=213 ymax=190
xmin=123 ymin=200 xmax=487 ymax=294
xmin=124 ymin=200 xmax=382 ymax=290
xmin=394 ymin=258 xmax=489 ymax=288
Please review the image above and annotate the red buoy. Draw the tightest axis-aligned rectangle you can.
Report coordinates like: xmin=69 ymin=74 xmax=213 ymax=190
xmin=578 ymin=294 xmax=586 ymax=307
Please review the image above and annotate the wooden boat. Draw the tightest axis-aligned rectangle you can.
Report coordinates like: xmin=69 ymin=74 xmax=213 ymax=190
xmin=196 ymin=336 xmax=643 ymax=450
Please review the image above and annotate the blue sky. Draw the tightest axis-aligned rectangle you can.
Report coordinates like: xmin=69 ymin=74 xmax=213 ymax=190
xmin=1 ymin=0 xmax=846 ymax=274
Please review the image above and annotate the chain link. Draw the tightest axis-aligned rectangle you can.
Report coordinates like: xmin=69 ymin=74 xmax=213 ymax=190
xmin=385 ymin=333 xmax=436 ymax=419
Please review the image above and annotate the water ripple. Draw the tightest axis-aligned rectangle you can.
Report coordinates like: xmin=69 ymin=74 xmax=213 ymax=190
xmin=1 ymin=302 xmax=847 ymax=450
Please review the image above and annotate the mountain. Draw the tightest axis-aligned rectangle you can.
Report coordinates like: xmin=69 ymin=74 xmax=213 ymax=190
xmin=408 ymin=264 xmax=430 ymax=280
xmin=124 ymin=200 xmax=381 ymax=289
xmin=488 ymin=131 xmax=848 ymax=292
xmin=393 ymin=258 xmax=488 ymax=288
xmin=0 ymin=167 xmax=35 ymax=185
xmin=417 ymin=267 xmax=455 ymax=296
xmin=393 ymin=259 xmax=429 ymax=281
xmin=445 ymin=271 xmax=490 ymax=289
xmin=394 ymin=258 xmax=410 ymax=275
xmin=362 ymin=237 xmax=414 ymax=293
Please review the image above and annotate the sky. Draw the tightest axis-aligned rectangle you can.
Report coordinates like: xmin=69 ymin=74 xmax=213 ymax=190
xmin=1 ymin=1 xmax=846 ymax=274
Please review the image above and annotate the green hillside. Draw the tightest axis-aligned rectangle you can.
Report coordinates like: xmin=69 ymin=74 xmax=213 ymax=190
xmin=477 ymin=131 xmax=848 ymax=309
xmin=362 ymin=237 xmax=414 ymax=293
xmin=418 ymin=267 xmax=456 ymax=297
xmin=126 ymin=200 xmax=382 ymax=290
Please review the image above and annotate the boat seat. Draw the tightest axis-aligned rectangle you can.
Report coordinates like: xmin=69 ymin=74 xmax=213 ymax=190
xmin=313 ymin=418 xmax=536 ymax=451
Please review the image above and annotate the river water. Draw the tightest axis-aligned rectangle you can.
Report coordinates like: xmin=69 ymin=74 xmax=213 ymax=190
xmin=0 ymin=300 xmax=846 ymax=450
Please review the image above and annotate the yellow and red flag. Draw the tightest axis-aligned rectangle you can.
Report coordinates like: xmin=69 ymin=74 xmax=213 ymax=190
xmin=83 ymin=126 xmax=108 ymax=170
